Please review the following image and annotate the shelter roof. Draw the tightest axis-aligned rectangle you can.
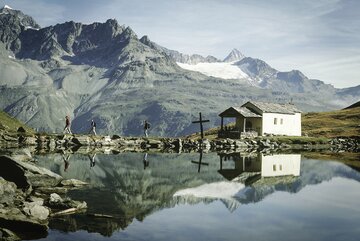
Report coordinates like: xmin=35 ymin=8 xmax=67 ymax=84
xmin=219 ymin=106 xmax=262 ymax=118
xmin=244 ymin=101 xmax=302 ymax=114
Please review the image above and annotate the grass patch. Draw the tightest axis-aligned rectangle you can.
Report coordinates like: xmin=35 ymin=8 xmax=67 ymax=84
xmin=0 ymin=111 xmax=35 ymax=134
xmin=302 ymin=106 xmax=360 ymax=138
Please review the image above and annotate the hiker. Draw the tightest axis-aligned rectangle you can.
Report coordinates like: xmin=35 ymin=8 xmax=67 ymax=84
xmin=89 ymin=119 xmax=97 ymax=135
xmin=143 ymin=152 xmax=149 ymax=169
xmin=63 ymin=115 xmax=72 ymax=134
xmin=143 ymin=120 xmax=151 ymax=137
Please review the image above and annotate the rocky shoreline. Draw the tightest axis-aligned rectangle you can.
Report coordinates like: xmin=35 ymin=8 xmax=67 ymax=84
xmin=0 ymin=151 xmax=88 ymax=241
xmin=1 ymin=128 xmax=359 ymax=153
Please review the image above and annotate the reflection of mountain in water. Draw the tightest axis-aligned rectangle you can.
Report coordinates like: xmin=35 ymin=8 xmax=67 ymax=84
xmin=35 ymin=152 xmax=224 ymax=236
xmin=34 ymin=152 xmax=360 ymax=236
xmin=174 ymin=153 xmax=360 ymax=211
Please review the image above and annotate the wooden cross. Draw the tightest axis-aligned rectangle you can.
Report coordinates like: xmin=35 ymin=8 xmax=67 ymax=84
xmin=191 ymin=150 xmax=209 ymax=173
xmin=192 ymin=112 xmax=210 ymax=139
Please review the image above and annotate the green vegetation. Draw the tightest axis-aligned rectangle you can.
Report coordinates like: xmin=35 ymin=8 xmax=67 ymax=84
xmin=302 ymin=106 xmax=360 ymax=138
xmin=0 ymin=110 xmax=34 ymax=133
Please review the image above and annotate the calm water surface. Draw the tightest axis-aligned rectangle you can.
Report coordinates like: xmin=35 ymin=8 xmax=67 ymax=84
xmin=30 ymin=151 xmax=360 ymax=241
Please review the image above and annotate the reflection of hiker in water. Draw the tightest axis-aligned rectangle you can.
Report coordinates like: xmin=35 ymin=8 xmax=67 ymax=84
xmin=88 ymin=153 xmax=96 ymax=167
xmin=63 ymin=115 xmax=72 ymax=134
xmin=62 ymin=154 xmax=71 ymax=172
xmin=143 ymin=153 xmax=149 ymax=169
xmin=89 ymin=119 xmax=97 ymax=136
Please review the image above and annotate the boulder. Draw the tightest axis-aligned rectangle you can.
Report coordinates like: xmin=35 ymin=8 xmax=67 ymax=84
xmin=23 ymin=202 xmax=49 ymax=221
xmin=111 ymin=134 xmax=121 ymax=140
xmin=60 ymin=179 xmax=88 ymax=187
xmin=0 ymin=123 xmax=9 ymax=130
xmin=147 ymin=139 xmax=164 ymax=148
xmin=16 ymin=160 xmax=62 ymax=188
xmin=234 ymin=140 xmax=247 ymax=148
xmin=35 ymin=187 xmax=68 ymax=194
xmin=0 ymin=208 xmax=48 ymax=240
xmin=173 ymin=138 xmax=183 ymax=150
xmin=0 ymin=156 xmax=30 ymax=190
xmin=49 ymin=193 xmax=62 ymax=203
xmin=0 ymin=178 xmax=17 ymax=205
xmin=9 ymin=148 xmax=32 ymax=162
xmin=17 ymin=127 xmax=26 ymax=133
xmin=71 ymin=136 xmax=90 ymax=145
xmin=21 ymin=137 xmax=37 ymax=146
xmin=48 ymin=139 xmax=56 ymax=147
xmin=47 ymin=193 xmax=87 ymax=210
xmin=100 ymin=136 xmax=115 ymax=146
xmin=0 ymin=155 xmax=62 ymax=190
xmin=0 ymin=227 xmax=20 ymax=241
xmin=2 ymin=134 xmax=18 ymax=142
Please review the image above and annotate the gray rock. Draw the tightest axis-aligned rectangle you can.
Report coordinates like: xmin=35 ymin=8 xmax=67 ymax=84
xmin=0 ymin=156 xmax=30 ymax=190
xmin=0 ymin=177 xmax=17 ymax=205
xmin=35 ymin=187 xmax=68 ymax=194
xmin=0 ymin=227 xmax=20 ymax=241
xmin=17 ymin=127 xmax=26 ymax=133
xmin=0 ymin=208 xmax=48 ymax=239
xmin=23 ymin=201 xmax=49 ymax=220
xmin=60 ymin=179 xmax=88 ymax=187
xmin=234 ymin=140 xmax=247 ymax=148
xmin=47 ymin=193 xmax=87 ymax=210
xmin=21 ymin=137 xmax=37 ymax=146
xmin=71 ymin=136 xmax=90 ymax=145
xmin=9 ymin=158 xmax=63 ymax=188
xmin=9 ymin=148 xmax=32 ymax=162
xmin=49 ymin=193 xmax=63 ymax=205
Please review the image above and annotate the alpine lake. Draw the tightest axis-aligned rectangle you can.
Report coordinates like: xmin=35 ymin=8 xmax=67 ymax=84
xmin=16 ymin=149 xmax=360 ymax=241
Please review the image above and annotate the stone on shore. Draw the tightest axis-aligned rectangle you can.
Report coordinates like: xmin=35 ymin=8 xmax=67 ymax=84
xmin=60 ymin=179 xmax=88 ymax=187
xmin=22 ymin=201 xmax=49 ymax=220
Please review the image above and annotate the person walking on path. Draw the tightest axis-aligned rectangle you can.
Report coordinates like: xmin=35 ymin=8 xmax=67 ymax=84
xmin=63 ymin=115 xmax=72 ymax=134
xmin=143 ymin=120 xmax=151 ymax=137
xmin=89 ymin=119 xmax=97 ymax=135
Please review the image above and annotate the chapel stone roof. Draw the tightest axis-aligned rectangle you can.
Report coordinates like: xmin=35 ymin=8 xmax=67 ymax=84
xmin=243 ymin=101 xmax=302 ymax=114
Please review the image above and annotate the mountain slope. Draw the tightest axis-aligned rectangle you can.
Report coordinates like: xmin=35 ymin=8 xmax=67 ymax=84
xmin=0 ymin=6 xmax=359 ymax=136
xmin=302 ymin=105 xmax=360 ymax=138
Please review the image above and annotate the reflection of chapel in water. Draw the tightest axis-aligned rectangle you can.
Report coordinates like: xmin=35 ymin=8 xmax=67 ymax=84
xmin=218 ymin=152 xmax=301 ymax=184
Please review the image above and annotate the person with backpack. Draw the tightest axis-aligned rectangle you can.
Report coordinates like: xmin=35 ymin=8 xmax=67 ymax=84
xmin=89 ymin=119 xmax=97 ymax=135
xmin=143 ymin=120 xmax=151 ymax=137
xmin=63 ymin=115 xmax=72 ymax=134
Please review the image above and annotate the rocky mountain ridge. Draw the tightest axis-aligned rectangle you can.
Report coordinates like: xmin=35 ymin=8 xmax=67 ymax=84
xmin=223 ymin=48 xmax=245 ymax=62
xmin=140 ymin=35 xmax=221 ymax=64
xmin=0 ymin=6 xmax=359 ymax=136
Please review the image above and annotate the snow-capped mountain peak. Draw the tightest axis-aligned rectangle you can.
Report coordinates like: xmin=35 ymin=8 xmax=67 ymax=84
xmin=3 ymin=5 xmax=13 ymax=10
xmin=177 ymin=61 xmax=250 ymax=81
xmin=224 ymin=48 xmax=245 ymax=62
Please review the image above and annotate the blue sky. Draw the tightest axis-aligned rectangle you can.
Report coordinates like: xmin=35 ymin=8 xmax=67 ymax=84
xmin=2 ymin=0 xmax=360 ymax=88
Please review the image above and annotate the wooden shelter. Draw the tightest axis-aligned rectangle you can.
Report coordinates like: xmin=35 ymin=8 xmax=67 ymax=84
xmin=218 ymin=101 xmax=302 ymax=138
